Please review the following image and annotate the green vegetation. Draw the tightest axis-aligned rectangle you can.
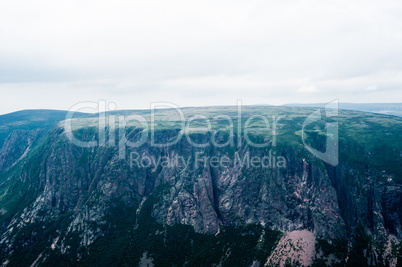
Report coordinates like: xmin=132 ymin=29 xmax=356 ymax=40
xmin=120 ymin=186 xmax=282 ymax=266
xmin=314 ymin=238 xmax=347 ymax=266
xmin=1 ymin=106 xmax=401 ymax=265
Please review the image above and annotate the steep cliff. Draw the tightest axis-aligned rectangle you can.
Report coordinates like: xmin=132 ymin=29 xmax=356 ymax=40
xmin=0 ymin=107 xmax=401 ymax=266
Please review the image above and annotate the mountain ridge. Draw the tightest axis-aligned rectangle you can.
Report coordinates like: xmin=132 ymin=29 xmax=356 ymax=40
xmin=0 ymin=106 xmax=401 ymax=266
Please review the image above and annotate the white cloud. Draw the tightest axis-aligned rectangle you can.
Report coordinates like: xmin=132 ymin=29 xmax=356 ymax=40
xmin=365 ymin=85 xmax=377 ymax=91
xmin=297 ymin=85 xmax=319 ymax=93
xmin=1 ymin=0 xmax=402 ymax=114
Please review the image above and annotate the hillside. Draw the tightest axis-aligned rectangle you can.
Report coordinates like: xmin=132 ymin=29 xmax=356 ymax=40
xmin=283 ymin=103 xmax=402 ymax=117
xmin=0 ymin=106 xmax=401 ymax=266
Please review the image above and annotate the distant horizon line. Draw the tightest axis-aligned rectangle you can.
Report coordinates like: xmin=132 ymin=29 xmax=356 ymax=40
xmin=1 ymin=102 xmax=402 ymax=116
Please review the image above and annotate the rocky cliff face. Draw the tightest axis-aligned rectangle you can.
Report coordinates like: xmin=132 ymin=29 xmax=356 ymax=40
xmin=0 ymin=108 xmax=401 ymax=266
xmin=0 ymin=129 xmax=44 ymax=172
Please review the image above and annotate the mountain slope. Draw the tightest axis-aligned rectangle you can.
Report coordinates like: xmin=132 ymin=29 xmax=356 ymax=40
xmin=283 ymin=103 xmax=402 ymax=117
xmin=0 ymin=109 xmax=92 ymax=149
xmin=0 ymin=106 xmax=401 ymax=266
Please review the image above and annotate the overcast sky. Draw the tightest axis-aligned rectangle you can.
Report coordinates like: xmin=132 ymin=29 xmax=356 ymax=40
xmin=1 ymin=0 xmax=402 ymax=114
